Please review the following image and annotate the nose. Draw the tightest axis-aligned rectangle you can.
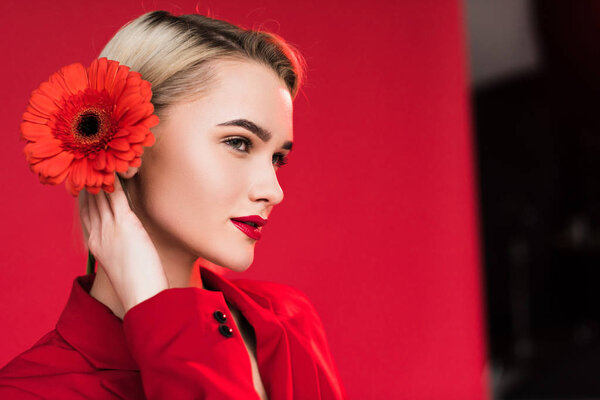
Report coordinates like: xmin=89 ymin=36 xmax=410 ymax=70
xmin=248 ymin=162 xmax=285 ymax=207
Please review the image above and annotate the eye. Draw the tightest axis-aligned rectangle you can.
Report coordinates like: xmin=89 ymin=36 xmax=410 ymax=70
xmin=224 ymin=137 xmax=252 ymax=153
xmin=273 ymin=153 xmax=289 ymax=168
xmin=224 ymin=136 xmax=290 ymax=168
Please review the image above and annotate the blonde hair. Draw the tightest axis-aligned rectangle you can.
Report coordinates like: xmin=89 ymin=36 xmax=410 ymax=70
xmin=98 ymin=9 xmax=306 ymax=197
xmin=77 ymin=11 xmax=305 ymax=252
xmin=99 ymin=10 xmax=306 ymax=121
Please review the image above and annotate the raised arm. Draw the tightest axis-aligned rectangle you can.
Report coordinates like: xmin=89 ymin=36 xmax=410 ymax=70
xmin=79 ymin=175 xmax=261 ymax=399
xmin=122 ymin=286 xmax=260 ymax=399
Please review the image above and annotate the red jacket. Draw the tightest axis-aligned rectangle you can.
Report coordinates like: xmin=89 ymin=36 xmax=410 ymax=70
xmin=0 ymin=266 xmax=347 ymax=399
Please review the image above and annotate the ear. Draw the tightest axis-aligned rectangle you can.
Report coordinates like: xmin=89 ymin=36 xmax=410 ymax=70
xmin=117 ymin=166 xmax=139 ymax=179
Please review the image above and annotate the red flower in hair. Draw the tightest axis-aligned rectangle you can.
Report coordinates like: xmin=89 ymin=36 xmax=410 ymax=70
xmin=20 ymin=57 xmax=159 ymax=196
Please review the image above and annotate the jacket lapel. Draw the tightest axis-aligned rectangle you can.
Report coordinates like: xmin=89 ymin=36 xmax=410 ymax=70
xmin=201 ymin=267 xmax=294 ymax=400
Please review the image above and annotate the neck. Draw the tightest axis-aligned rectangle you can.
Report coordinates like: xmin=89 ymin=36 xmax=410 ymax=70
xmin=88 ymin=177 xmax=207 ymax=319
xmin=89 ymin=244 xmax=203 ymax=320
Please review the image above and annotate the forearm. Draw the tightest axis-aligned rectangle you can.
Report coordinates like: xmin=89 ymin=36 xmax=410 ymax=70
xmin=122 ymin=286 xmax=261 ymax=399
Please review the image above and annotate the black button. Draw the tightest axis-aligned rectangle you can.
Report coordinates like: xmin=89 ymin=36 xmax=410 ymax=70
xmin=219 ymin=324 xmax=233 ymax=338
xmin=213 ymin=310 xmax=227 ymax=323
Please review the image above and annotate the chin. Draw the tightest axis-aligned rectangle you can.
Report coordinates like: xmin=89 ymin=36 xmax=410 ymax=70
xmin=199 ymin=247 xmax=255 ymax=273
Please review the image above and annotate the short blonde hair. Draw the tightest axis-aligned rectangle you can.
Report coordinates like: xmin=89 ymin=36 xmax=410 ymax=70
xmin=78 ymin=11 xmax=306 ymax=252
xmin=99 ymin=10 xmax=306 ymax=120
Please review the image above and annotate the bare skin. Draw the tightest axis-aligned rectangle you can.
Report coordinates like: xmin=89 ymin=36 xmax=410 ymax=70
xmin=78 ymin=60 xmax=293 ymax=400
xmin=229 ymin=303 xmax=268 ymax=400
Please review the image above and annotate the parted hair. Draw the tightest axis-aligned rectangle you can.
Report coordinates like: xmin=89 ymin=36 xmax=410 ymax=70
xmin=99 ymin=10 xmax=306 ymax=121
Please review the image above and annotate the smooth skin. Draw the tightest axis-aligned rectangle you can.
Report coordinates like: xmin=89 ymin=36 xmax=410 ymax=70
xmin=78 ymin=60 xmax=293 ymax=400
xmin=78 ymin=59 xmax=293 ymax=319
xmin=78 ymin=175 xmax=168 ymax=315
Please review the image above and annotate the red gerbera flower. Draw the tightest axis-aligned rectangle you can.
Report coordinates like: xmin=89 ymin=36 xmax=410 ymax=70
xmin=20 ymin=57 xmax=159 ymax=196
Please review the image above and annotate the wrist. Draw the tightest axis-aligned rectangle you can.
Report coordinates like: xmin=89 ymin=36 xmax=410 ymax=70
xmin=120 ymin=274 xmax=169 ymax=313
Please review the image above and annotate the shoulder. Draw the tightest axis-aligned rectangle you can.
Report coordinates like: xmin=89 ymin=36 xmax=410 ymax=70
xmin=233 ymin=278 xmax=347 ymax=396
xmin=0 ymin=330 xmax=94 ymax=395
xmin=232 ymin=278 xmax=323 ymax=324
xmin=233 ymin=278 xmax=312 ymax=309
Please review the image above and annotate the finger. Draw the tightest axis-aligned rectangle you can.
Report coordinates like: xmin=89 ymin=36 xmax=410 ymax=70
xmin=118 ymin=166 xmax=138 ymax=179
xmin=95 ymin=186 xmax=113 ymax=220
xmin=78 ymin=191 xmax=91 ymax=235
xmin=88 ymin=189 xmax=101 ymax=231
xmin=107 ymin=173 xmax=131 ymax=217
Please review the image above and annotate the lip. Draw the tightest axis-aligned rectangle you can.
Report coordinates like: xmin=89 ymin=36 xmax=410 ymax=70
xmin=230 ymin=215 xmax=267 ymax=240
xmin=231 ymin=215 xmax=267 ymax=227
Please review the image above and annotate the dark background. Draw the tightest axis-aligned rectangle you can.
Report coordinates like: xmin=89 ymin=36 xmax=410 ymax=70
xmin=467 ymin=0 xmax=600 ymax=398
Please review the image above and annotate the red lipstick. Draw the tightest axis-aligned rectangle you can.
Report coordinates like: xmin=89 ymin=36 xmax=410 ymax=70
xmin=230 ymin=215 xmax=267 ymax=240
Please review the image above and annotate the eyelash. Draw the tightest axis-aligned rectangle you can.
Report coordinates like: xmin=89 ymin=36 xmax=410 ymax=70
xmin=224 ymin=136 xmax=289 ymax=168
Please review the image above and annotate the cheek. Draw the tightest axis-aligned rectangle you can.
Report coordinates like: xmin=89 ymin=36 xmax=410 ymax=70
xmin=140 ymin=144 xmax=246 ymax=234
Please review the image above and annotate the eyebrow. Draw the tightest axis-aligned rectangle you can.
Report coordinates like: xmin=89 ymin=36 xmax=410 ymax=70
xmin=216 ymin=118 xmax=293 ymax=151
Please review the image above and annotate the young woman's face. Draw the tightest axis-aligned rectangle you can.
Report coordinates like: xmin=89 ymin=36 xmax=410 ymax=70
xmin=131 ymin=60 xmax=294 ymax=271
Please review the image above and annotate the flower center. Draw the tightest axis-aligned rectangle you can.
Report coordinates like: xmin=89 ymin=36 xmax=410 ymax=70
xmin=53 ymin=89 xmax=118 ymax=158
xmin=71 ymin=106 xmax=110 ymax=145
xmin=77 ymin=111 xmax=100 ymax=137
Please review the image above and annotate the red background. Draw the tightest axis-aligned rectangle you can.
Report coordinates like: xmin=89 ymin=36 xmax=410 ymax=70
xmin=0 ymin=0 xmax=488 ymax=398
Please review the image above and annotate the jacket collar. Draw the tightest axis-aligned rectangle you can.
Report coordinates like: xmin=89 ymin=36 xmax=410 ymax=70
xmin=54 ymin=265 xmax=268 ymax=371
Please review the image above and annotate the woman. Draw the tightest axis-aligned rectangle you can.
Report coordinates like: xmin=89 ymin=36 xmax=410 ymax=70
xmin=0 ymin=10 xmax=347 ymax=399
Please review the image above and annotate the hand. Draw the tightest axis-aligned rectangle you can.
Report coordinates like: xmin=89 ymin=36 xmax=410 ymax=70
xmin=78 ymin=171 xmax=169 ymax=314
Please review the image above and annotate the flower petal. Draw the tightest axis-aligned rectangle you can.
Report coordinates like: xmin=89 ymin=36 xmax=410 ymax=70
xmin=86 ymin=186 xmax=101 ymax=195
xmin=60 ymin=63 xmax=88 ymax=95
xmin=114 ymin=74 xmax=143 ymax=105
xmin=140 ymin=80 xmax=152 ymax=102
xmin=30 ymin=158 xmax=46 ymax=175
xmin=120 ymin=102 xmax=154 ymax=127
xmin=103 ymin=60 xmax=120 ymax=93
xmin=38 ymin=81 xmax=65 ymax=104
xmin=42 ymin=151 xmax=74 ymax=177
xmin=113 ymin=128 xmax=130 ymax=138
xmin=114 ymin=157 xmax=129 ymax=173
xmin=29 ymin=89 xmax=59 ymax=116
xmin=86 ymin=161 xmax=103 ymax=187
xmin=71 ymin=158 xmax=88 ymax=187
xmin=141 ymin=114 xmax=160 ymax=128
xmin=131 ymin=144 xmax=144 ymax=155
xmin=102 ymin=172 xmax=116 ymax=193
xmin=104 ymin=172 xmax=115 ymax=186
xmin=95 ymin=58 xmax=108 ymax=92
xmin=24 ymin=138 xmax=63 ymax=159
xmin=105 ymin=152 xmax=116 ymax=172
xmin=23 ymin=111 xmax=49 ymax=124
xmin=93 ymin=149 xmax=106 ymax=170
xmin=48 ymin=72 xmax=71 ymax=97
xmin=44 ymin=166 xmax=70 ymax=185
xmin=20 ymin=121 xmax=53 ymax=141
xmin=65 ymin=172 xmax=78 ymax=196
xmin=107 ymin=138 xmax=131 ymax=151
xmin=113 ymin=149 xmax=135 ymax=161
xmin=141 ymin=132 xmax=155 ymax=147
xmin=94 ymin=171 xmax=106 ymax=187
xmin=110 ymin=65 xmax=131 ymax=100
xmin=130 ymin=157 xmax=142 ymax=168
xmin=24 ymin=106 xmax=50 ymax=121
xmin=87 ymin=58 xmax=99 ymax=91
xmin=65 ymin=161 xmax=87 ymax=196
xmin=125 ymin=71 xmax=142 ymax=89
xmin=126 ymin=125 xmax=148 ymax=143
xmin=114 ymin=95 xmax=146 ymax=121
xmin=21 ymin=57 xmax=159 ymax=196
